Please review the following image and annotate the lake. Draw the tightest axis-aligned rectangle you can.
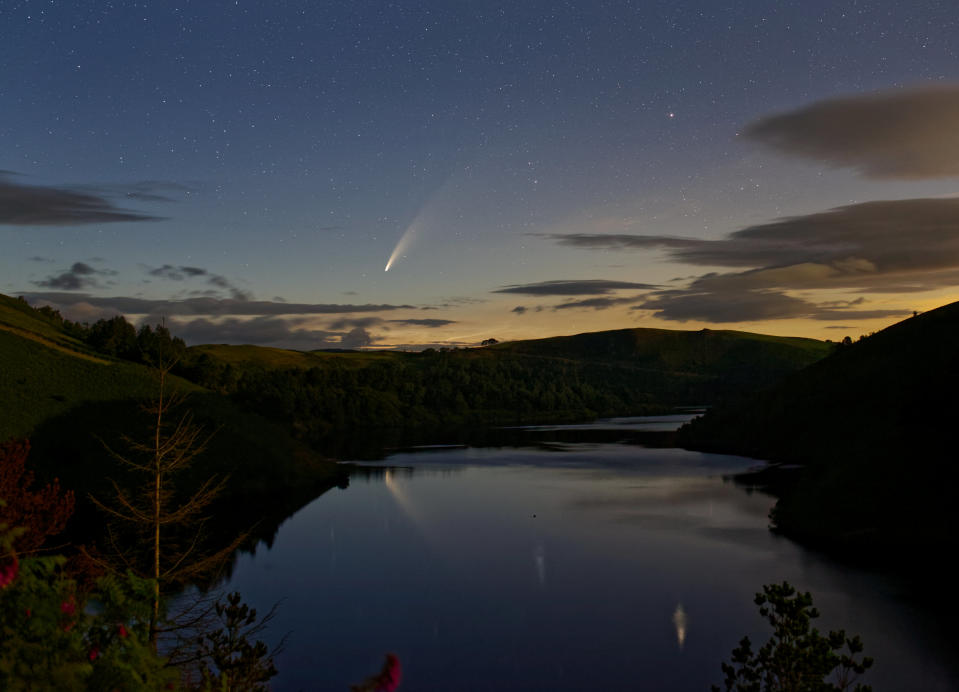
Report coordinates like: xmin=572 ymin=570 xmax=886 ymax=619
xmin=211 ymin=416 xmax=958 ymax=690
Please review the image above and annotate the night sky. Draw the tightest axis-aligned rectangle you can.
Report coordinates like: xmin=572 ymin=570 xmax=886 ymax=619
xmin=3 ymin=0 xmax=958 ymax=349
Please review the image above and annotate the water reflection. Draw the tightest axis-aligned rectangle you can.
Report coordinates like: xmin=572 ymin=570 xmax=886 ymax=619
xmin=673 ymin=603 xmax=687 ymax=651
xmin=209 ymin=424 xmax=959 ymax=692
xmin=533 ymin=542 xmax=546 ymax=586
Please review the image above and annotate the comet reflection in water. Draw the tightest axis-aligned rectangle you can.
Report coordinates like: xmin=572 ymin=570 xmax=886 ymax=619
xmin=673 ymin=603 xmax=687 ymax=650
xmin=383 ymin=468 xmax=424 ymax=532
xmin=533 ymin=542 xmax=546 ymax=585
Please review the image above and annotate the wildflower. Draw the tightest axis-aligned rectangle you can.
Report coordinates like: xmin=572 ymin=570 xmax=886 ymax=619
xmin=117 ymin=623 xmax=129 ymax=638
xmin=0 ymin=555 xmax=18 ymax=589
xmin=376 ymin=653 xmax=402 ymax=692
xmin=60 ymin=599 xmax=76 ymax=616
xmin=351 ymin=653 xmax=402 ymax=692
xmin=88 ymin=646 xmax=100 ymax=662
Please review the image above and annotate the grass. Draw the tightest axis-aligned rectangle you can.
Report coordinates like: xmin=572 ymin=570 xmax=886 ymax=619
xmin=190 ymin=343 xmax=408 ymax=369
xmin=0 ymin=324 xmax=199 ymax=442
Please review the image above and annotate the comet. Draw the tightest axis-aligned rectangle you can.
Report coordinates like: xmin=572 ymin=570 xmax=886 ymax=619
xmin=383 ymin=171 xmax=460 ymax=272
xmin=384 ymin=218 xmax=420 ymax=272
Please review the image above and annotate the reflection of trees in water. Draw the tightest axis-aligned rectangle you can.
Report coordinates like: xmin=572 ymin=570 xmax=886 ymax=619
xmin=192 ymin=478 xmax=345 ymax=590
xmin=314 ymin=424 xmax=678 ymax=460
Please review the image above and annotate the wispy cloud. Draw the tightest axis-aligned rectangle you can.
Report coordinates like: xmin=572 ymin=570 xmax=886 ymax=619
xmin=34 ymin=262 xmax=116 ymax=290
xmin=553 ymin=295 xmax=647 ymax=311
xmin=0 ymin=172 xmax=168 ymax=225
xmin=143 ymin=264 xmax=251 ymax=300
xmin=21 ymin=292 xmax=418 ymax=317
xmin=493 ymin=279 xmax=658 ymax=296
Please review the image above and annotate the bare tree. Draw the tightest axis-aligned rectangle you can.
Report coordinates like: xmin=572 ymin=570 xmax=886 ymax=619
xmin=85 ymin=337 xmax=240 ymax=648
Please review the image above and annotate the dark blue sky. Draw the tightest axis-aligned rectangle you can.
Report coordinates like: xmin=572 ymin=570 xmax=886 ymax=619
xmin=3 ymin=0 xmax=958 ymax=348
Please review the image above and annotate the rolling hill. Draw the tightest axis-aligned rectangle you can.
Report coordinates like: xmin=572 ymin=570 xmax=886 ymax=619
xmin=678 ymin=302 xmax=959 ymax=556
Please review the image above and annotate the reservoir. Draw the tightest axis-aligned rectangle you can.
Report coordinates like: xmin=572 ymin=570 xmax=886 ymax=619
xmin=213 ymin=417 xmax=958 ymax=690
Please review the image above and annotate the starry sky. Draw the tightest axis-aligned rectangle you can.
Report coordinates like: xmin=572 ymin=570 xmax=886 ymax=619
xmin=3 ymin=0 xmax=959 ymax=349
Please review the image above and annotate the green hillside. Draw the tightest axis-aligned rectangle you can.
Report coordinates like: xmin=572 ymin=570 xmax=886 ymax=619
xmin=0 ymin=295 xmax=341 ymax=508
xmin=678 ymin=302 xmax=959 ymax=556
xmin=0 ymin=294 xmax=202 ymax=441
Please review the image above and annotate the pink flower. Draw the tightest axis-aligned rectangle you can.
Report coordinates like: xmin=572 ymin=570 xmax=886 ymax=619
xmin=88 ymin=646 xmax=100 ymax=661
xmin=0 ymin=556 xmax=18 ymax=589
xmin=25 ymin=608 xmax=31 ymax=618
xmin=376 ymin=653 xmax=402 ymax=692
xmin=117 ymin=623 xmax=129 ymax=639
xmin=60 ymin=599 xmax=76 ymax=616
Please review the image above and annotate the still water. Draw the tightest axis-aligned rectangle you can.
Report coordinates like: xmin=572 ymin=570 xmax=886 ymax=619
xmin=216 ymin=418 xmax=958 ymax=691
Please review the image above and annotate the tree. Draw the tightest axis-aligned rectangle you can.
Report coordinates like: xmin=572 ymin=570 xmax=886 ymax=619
xmin=86 ymin=340 xmax=236 ymax=649
xmin=713 ymin=582 xmax=872 ymax=692
xmin=188 ymin=592 xmax=281 ymax=690
xmin=86 ymin=315 xmax=138 ymax=360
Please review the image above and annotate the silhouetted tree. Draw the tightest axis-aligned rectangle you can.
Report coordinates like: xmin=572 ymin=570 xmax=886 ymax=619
xmin=714 ymin=582 xmax=872 ymax=692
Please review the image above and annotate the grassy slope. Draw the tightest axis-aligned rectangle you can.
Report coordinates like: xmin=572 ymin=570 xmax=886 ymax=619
xmin=0 ymin=295 xmax=201 ymax=441
xmin=0 ymin=295 xmax=341 ymax=501
xmin=678 ymin=303 xmax=959 ymax=555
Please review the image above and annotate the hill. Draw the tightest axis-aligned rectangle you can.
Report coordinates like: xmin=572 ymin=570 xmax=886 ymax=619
xmin=678 ymin=302 xmax=959 ymax=557
xmin=0 ymin=294 xmax=342 ymax=508
xmin=177 ymin=326 xmax=832 ymax=456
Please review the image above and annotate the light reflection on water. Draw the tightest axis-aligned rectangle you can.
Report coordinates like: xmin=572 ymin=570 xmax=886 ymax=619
xmin=215 ymin=434 xmax=958 ymax=691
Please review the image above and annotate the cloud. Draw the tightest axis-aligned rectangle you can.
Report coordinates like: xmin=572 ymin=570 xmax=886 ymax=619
xmin=143 ymin=264 xmax=251 ymax=300
xmin=545 ymin=197 xmax=959 ymax=322
xmin=549 ymin=198 xmax=959 ymax=293
xmin=0 ymin=172 xmax=166 ymax=225
xmin=326 ymin=316 xmax=384 ymax=330
xmin=340 ymin=327 xmax=375 ymax=348
xmin=553 ymin=295 xmax=647 ymax=311
xmin=633 ymin=289 xmax=909 ymax=323
xmin=34 ymin=262 xmax=116 ymax=290
xmin=21 ymin=293 xmax=418 ymax=317
xmin=135 ymin=315 xmax=385 ymax=350
xmin=388 ymin=318 xmax=456 ymax=328
xmin=147 ymin=264 xmax=209 ymax=280
xmin=744 ymin=85 xmax=959 ymax=179
xmin=327 ymin=316 xmax=457 ymax=331
xmin=493 ymin=279 xmax=658 ymax=296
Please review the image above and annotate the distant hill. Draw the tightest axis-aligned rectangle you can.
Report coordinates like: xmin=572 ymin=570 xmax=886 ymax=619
xmin=678 ymin=302 xmax=959 ymax=556
xmin=491 ymin=327 xmax=830 ymax=393
xmin=178 ymin=326 xmax=833 ymax=457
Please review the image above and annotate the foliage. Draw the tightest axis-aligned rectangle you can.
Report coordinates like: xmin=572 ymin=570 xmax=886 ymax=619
xmin=0 ymin=439 xmax=75 ymax=556
xmin=0 ymin=520 xmax=176 ymax=691
xmin=175 ymin=327 xmax=831 ymax=452
xmin=190 ymin=592 xmax=280 ymax=691
xmin=714 ymin=582 xmax=872 ymax=692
